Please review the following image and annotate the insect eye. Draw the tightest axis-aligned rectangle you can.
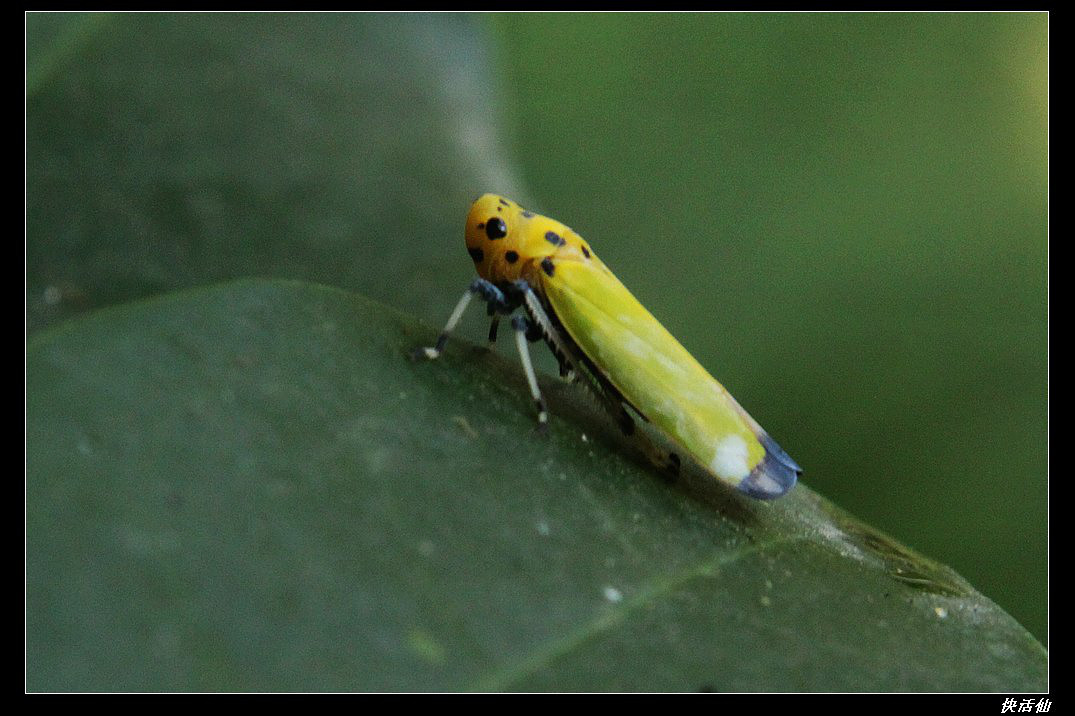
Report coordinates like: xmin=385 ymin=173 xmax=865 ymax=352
xmin=485 ymin=217 xmax=508 ymax=240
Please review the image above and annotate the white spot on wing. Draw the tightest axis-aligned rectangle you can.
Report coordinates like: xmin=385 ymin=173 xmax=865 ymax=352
xmin=710 ymin=435 xmax=751 ymax=481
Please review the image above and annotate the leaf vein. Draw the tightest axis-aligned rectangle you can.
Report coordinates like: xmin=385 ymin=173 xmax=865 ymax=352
xmin=469 ymin=534 xmax=809 ymax=691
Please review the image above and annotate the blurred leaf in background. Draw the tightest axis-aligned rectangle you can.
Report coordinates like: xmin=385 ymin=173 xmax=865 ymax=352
xmin=26 ymin=11 xmax=1047 ymax=690
xmin=27 ymin=12 xmax=522 ymax=332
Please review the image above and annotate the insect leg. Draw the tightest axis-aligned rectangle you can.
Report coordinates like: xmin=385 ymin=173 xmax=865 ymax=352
xmin=511 ymin=315 xmax=550 ymax=433
xmin=413 ymin=278 xmax=509 ymax=360
xmin=486 ymin=306 xmax=501 ymax=348
xmin=512 ymin=281 xmax=586 ymax=380
xmin=512 ymin=281 xmax=679 ymax=479
xmin=602 ymin=394 xmax=681 ymax=481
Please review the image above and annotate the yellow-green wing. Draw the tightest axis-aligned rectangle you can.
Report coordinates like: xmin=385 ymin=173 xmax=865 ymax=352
xmin=542 ymin=259 xmax=799 ymax=499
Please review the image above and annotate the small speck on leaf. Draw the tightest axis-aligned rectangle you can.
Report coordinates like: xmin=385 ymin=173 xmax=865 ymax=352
xmin=452 ymin=415 xmax=479 ymax=439
xmin=406 ymin=628 xmax=446 ymax=664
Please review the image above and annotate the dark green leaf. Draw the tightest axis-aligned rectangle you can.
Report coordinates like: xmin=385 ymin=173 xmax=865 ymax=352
xmin=27 ymin=280 xmax=1046 ymax=691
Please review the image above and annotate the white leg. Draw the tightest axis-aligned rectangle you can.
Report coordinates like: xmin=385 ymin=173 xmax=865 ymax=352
xmin=512 ymin=316 xmax=549 ymax=431
xmin=415 ymin=279 xmax=507 ymax=360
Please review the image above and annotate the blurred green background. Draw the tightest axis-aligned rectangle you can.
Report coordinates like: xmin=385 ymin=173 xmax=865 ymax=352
xmin=489 ymin=13 xmax=1049 ymax=645
xmin=27 ymin=9 xmax=1047 ymax=655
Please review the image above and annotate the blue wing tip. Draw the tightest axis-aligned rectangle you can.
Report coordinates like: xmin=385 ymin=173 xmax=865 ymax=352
xmin=736 ymin=435 xmax=801 ymax=500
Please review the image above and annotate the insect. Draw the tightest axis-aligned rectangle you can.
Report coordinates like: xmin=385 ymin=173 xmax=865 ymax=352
xmin=415 ymin=194 xmax=800 ymax=499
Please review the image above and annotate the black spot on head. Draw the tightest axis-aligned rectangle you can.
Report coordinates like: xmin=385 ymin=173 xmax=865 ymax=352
xmin=521 ymin=210 xmax=534 ymax=218
xmin=505 ymin=250 xmax=519 ymax=264
xmin=581 ymin=245 xmax=591 ymax=258
xmin=541 ymin=257 xmax=555 ymax=277
xmin=544 ymin=231 xmax=565 ymax=247
xmin=485 ymin=217 xmax=507 ymax=240
xmin=499 ymin=197 xmax=510 ymax=206
xmin=468 ymin=247 xmax=484 ymax=263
